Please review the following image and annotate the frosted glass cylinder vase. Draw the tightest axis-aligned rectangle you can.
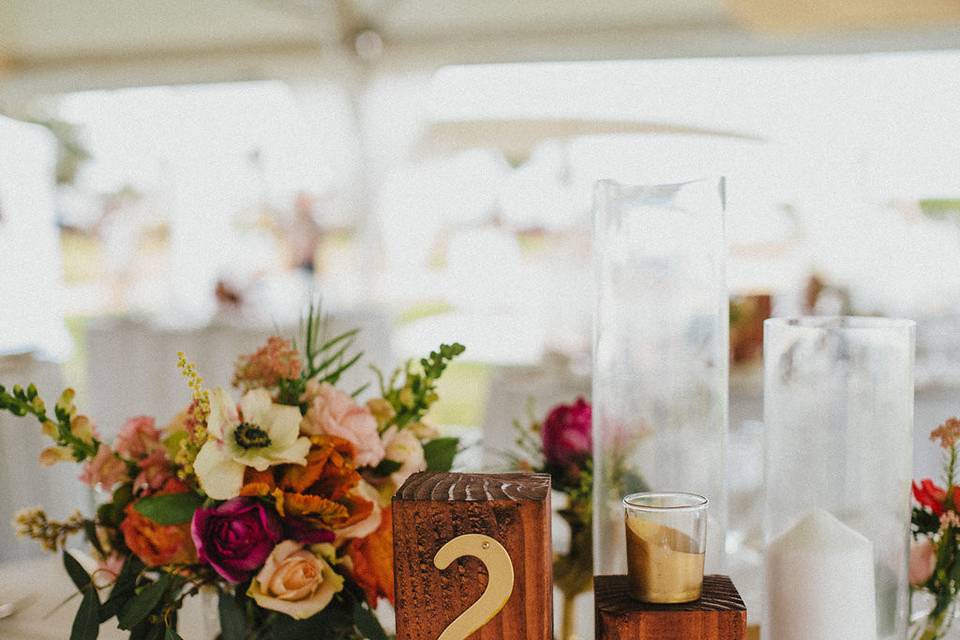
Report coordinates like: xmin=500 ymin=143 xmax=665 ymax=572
xmin=763 ymin=317 xmax=915 ymax=640
xmin=592 ymin=178 xmax=728 ymax=577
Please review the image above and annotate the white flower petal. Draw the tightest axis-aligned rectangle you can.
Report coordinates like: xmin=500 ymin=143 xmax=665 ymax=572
xmin=207 ymin=388 xmax=238 ymax=441
xmin=269 ymin=436 xmax=311 ymax=466
xmin=195 ymin=441 xmax=246 ymax=500
xmin=261 ymin=403 xmax=303 ymax=448
xmin=232 ymin=436 xmax=311 ymax=471
xmin=239 ymin=389 xmax=274 ymax=424
xmin=335 ymin=480 xmax=383 ymax=541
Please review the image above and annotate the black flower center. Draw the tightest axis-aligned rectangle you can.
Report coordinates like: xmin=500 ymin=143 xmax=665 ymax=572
xmin=234 ymin=422 xmax=271 ymax=450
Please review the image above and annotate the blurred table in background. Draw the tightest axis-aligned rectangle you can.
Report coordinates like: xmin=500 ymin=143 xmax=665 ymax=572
xmin=85 ymin=309 xmax=392 ymax=438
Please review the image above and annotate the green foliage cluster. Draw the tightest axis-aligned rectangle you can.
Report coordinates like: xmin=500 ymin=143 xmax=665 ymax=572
xmin=0 ymin=383 xmax=99 ymax=460
xmin=376 ymin=343 xmax=466 ymax=430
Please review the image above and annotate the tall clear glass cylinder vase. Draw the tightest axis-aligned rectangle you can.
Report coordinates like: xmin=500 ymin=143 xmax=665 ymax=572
xmin=592 ymin=178 xmax=728 ymax=578
xmin=763 ymin=317 xmax=915 ymax=640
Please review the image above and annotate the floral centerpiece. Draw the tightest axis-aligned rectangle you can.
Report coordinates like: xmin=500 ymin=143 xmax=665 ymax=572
xmin=911 ymin=418 xmax=960 ymax=640
xmin=509 ymin=397 xmax=646 ymax=640
xmin=1 ymin=307 xmax=464 ymax=640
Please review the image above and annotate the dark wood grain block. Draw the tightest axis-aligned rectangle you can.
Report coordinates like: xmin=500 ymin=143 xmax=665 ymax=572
xmin=595 ymin=574 xmax=747 ymax=640
xmin=393 ymin=472 xmax=553 ymax=640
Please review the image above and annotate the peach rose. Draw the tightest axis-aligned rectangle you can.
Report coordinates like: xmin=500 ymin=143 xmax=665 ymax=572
xmin=381 ymin=426 xmax=426 ymax=489
xmin=248 ymin=541 xmax=343 ymax=619
xmin=301 ymin=382 xmax=384 ymax=467
xmin=910 ymin=539 xmax=937 ymax=587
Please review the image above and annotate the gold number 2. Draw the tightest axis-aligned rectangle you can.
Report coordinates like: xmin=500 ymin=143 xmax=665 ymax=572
xmin=433 ymin=533 xmax=515 ymax=640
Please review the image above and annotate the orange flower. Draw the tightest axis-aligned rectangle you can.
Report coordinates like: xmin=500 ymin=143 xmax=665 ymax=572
xmin=931 ymin=418 xmax=960 ymax=450
xmin=239 ymin=436 xmax=374 ymax=533
xmin=233 ymin=336 xmax=302 ymax=392
xmin=120 ymin=478 xmax=197 ymax=567
xmin=348 ymin=505 xmax=395 ymax=607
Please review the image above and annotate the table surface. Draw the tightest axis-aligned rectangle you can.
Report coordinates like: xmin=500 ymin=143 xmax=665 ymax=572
xmin=0 ymin=556 xmax=762 ymax=640
xmin=0 ymin=555 xmax=210 ymax=639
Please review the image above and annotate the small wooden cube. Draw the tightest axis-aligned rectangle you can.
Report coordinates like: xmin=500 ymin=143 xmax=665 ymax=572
xmin=595 ymin=574 xmax=747 ymax=640
xmin=393 ymin=472 xmax=553 ymax=640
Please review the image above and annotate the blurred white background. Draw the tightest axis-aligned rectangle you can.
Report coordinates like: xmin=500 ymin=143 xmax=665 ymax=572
xmin=3 ymin=3 xmax=960 ymax=636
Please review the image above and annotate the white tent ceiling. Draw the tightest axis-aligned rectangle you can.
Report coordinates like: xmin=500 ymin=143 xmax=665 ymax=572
xmin=1 ymin=0 xmax=959 ymax=94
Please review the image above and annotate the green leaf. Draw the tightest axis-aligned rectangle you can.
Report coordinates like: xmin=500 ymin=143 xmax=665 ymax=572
xmin=70 ymin=587 xmax=100 ymax=640
xmin=373 ymin=459 xmax=403 ymax=476
xmin=100 ymin=555 xmax=144 ymax=622
xmin=164 ymin=627 xmax=183 ymax=640
xmin=109 ymin=483 xmax=134 ymax=524
xmin=118 ymin=574 xmax=169 ymax=630
xmin=353 ymin=601 xmax=388 ymax=640
xmin=83 ymin=521 xmax=105 ymax=558
xmin=63 ymin=550 xmax=92 ymax=591
xmin=218 ymin=592 xmax=246 ymax=640
xmin=134 ymin=492 xmax=203 ymax=525
xmin=423 ymin=437 xmax=459 ymax=472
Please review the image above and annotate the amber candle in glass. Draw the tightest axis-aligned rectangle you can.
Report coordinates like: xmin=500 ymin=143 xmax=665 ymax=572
xmin=623 ymin=492 xmax=709 ymax=604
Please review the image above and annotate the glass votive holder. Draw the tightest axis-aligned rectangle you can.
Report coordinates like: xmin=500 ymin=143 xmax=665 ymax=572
xmin=623 ymin=492 xmax=709 ymax=604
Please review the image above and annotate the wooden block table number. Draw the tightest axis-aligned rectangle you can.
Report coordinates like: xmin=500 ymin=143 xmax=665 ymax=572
xmin=595 ymin=574 xmax=747 ymax=640
xmin=393 ymin=472 xmax=553 ymax=640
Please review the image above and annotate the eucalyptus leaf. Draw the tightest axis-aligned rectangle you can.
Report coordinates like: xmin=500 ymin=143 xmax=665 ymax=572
xmin=134 ymin=492 xmax=203 ymax=525
xmin=218 ymin=591 xmax=246 ymax=640
xmin=63 ymin=550 xmax=92 ymax=591
xmin=118 ymin=574 xmax=169 ymax=630
xmin=70 ymin=587 xmax=100 ymax=640
xmin=353 ymin=601 xmax=388 ymax=640
xmin=82 ymin=521 xmax=105 ymax=558
xmin=100 ymin=555 xmax=143 ymax=622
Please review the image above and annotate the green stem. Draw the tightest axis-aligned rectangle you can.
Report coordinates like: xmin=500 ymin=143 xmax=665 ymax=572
xmin=948 ymin=446 xmax=958 ymax=510
xmin=560 ymin=592 xmax=577 ymax=640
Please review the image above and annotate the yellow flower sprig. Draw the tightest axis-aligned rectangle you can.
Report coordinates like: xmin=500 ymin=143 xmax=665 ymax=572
xmin=177 ymin=352 xmax=210 ymax=425
xmin=175 ymin=352 xmax=211 ymax=488
xmin=14 ymin=507 xmax=85 ymax=552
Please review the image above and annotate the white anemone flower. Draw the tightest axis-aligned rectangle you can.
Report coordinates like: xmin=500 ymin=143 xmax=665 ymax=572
xmin=195 ymin=388 xmax=310 ymax=500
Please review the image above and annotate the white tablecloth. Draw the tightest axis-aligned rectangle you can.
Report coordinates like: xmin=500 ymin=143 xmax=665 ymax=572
xmin=0 ymin=555 xmax=212 ymax=639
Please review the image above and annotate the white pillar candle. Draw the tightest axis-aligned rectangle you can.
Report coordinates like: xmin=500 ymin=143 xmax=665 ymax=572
xmin=766 ymin=509 xmax=877 ymax=640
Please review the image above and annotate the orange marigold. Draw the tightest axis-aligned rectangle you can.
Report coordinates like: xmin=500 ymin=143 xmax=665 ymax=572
xmin=348 ymin=505 xmax=395 ymax=607
xmin=233 ymin=336 xmax=302 ymax=391
xmin=239 ymin=436 xmax=374 ymax=532
xmin=120 ymin=478 xmax=197 ymax=567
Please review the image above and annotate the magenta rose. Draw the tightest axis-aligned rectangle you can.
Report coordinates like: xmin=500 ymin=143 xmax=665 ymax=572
xmin=542 ymin=397 xmax=592 ymax=467
xmin=191 ymin=498 xmax=282 ymax=583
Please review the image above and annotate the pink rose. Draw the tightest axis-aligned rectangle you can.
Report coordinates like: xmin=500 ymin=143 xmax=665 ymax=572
xmin=542 ymin=397 xmax=592 ymax=467
xmin=115 ymin=416 xmax=161 ymax=459
xmin=301 ymin=382 xmax=384 ymax=467
xmin=134 ymin=448 xmax=174 ymax=492
xmin=910 ymin=539 xmax=937 ymax=587
xmin=79 ymin=444 xmax=129 ymax=490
